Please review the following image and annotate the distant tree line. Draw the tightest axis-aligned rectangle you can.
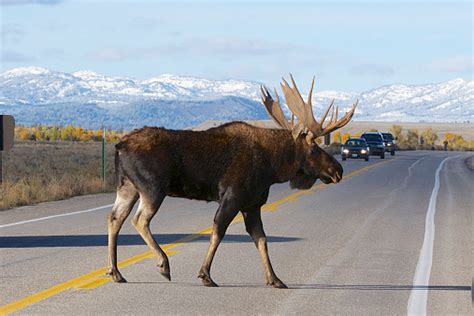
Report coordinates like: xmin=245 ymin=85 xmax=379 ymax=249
xmin=331 ymin=125 xmax=473 ymax=151
xmin=15 ymin=124 xmax=124 ymax=142
xmin=14 ymin=123 xmax=473 ymax=151
xmin=388 ymin=125 xmax=473 ymax=151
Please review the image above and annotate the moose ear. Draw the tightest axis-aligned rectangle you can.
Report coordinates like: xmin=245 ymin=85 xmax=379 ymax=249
xmin=291 ymin=122 xmax=305 ymax=140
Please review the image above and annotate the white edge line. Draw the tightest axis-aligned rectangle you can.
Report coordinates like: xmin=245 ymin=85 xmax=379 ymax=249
xmin=0 ymin=204 xmax=114 ymax=229
xmin=407 ymin=155 xmax=460 ymax=315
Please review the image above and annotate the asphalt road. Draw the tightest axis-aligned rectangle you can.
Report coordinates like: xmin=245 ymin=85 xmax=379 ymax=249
xmin=1 ymin=151 xmax=472 ymax=315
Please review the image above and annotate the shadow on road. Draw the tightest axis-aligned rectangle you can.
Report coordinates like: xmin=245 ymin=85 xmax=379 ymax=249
xmin=0 ymin=234 xmax=301 ymax=248
xmin=288 ymin=284 xmax=471 ymax=291
xmin=123 ymin=281 xmax=471 ymax=292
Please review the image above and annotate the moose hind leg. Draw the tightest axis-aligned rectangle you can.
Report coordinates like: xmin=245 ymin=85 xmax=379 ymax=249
xmin=131 ymin=192 xmax=171 ymax=281
xmin=107 ymin=180 xmax=138 ymax=283
xmin=198 ymin=196 xmax=239 ymax=287
xmin=242 ymin=210 xmax=287 ymax=289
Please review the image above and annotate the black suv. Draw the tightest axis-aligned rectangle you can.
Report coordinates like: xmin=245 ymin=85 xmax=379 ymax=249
xmin=341 ymin=138 xmax=370 ymax=161
xmin=361 ymin=132 xmax=385 ymax=159
xmin=381 ymin=132 xmax=396 ymax=155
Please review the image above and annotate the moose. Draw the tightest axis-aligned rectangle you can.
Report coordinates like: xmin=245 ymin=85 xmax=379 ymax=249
xmin=107 ymin=75 xmax=357 ymax=288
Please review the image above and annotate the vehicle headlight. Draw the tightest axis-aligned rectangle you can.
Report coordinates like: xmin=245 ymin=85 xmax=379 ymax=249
xmin=343 ymin=149 xmax=349 ymax=154
xmin=360 ymin=149 xmax=367 ymax=154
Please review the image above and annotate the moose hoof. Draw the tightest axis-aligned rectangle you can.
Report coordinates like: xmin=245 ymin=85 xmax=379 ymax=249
xmin=159 ymin=266 xmax=171 ymax=281
xmin=158 ymin=261 xmax=171 ymax=281
xmin=268 ymin=279 xmax=288 ymax=289
xmin=107 ymin=270 xmax=127 ymax=283
xmin=115 ymin=276 xmax=128 ymax=283
xmin=198 ymin=274 xmax=219 ymax=287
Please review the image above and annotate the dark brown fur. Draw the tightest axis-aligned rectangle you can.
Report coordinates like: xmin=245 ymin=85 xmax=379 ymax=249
xmin=107 ymin=121 xmax=342 ymax=288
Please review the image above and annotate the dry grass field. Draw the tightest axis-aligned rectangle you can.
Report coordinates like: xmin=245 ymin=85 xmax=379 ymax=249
xmin=1 ymin=141 xmax=116 ymax=210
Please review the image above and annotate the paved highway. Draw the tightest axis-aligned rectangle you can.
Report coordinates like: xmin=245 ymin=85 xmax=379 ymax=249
xmin=1 ymin=151 xmax=472 ymax=315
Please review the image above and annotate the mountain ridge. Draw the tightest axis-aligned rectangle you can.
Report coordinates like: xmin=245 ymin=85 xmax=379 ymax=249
xmin=0 ymin=66 xmax=472 ymax=129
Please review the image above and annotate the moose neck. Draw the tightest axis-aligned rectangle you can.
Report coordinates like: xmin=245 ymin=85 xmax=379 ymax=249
xmin=264 ymin=129 xmax=305 ymax=184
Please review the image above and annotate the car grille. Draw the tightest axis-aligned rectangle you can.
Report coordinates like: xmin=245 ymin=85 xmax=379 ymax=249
xmin=346 ymin=149 xmax=364 ymax=154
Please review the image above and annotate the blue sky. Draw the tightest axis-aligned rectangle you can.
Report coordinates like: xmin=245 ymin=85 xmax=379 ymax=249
xmin=1 ymin=0 xmax=472 ymax=92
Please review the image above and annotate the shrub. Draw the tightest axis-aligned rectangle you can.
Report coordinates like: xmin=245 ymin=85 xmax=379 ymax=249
xmin=421 ymin=128 xmax=438 ymax=150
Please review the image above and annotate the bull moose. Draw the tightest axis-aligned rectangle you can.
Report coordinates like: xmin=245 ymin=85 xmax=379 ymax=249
xmin=107 ymin=75 xmax=357 ymax=288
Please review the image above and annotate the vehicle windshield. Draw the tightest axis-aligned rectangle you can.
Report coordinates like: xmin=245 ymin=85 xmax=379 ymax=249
xmin=382 ymin=133 xmax=394 ymax=141
xmin=345 ymin=139 xmax=366 ymax=146
xmin=362 ymin=134 xmax=382 ymax=142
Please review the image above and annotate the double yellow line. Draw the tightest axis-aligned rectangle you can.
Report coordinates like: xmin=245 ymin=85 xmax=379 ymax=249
xmin=0 ymin=158 xmax=394 ymax=315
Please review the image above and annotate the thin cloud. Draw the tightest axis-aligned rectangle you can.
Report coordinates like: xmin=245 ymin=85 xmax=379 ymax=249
xmin=428 ymin=55 xmax=473 ymax=73
xmin=142 ymin=37 xmax=334 ymax=60
xmin=349 ymin=62 xmax=395 ymax=77
xmin=1 ymin=49 xmax=34 ymax=62
xmin=1 ymin=23 xmax=25 ymax=44
xmin=41 ymin=48 xmax=65 ymax=60
xmin=195 ymin=37 xmax=274 ymax=56
xmin=84 ymin=38 xmax=291 ymax=62
xmin=0 ymin=0 xmax=63 ymax=5
xmin=85 ymin=48 xmax=128 ymax=62
xmin=129 ymin=17 xmax=161 ymax=31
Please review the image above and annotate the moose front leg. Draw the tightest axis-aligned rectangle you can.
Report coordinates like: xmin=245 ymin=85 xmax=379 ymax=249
xmin=242 ymin=210 xmax=287 ymax=289
xmin=198 ymin=196 xmax=239 ymax=287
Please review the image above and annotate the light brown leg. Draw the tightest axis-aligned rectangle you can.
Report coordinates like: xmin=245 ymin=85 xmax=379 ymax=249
xmin=107 ymin=180 xmax=138 ymax=283
xmin=131 ymin=193 xmax=170 ymax=281
xmin=198 ymin=197 xmax=239 ymax=287
xmin=242 ymin=210 xmax=287 ymax=289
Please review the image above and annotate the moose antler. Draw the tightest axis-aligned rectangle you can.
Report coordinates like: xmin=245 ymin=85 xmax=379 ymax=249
xmin=261 ymin=74 xmax=357 ymax=143
xmin=260 ymin=85 xmax=306 ymax=139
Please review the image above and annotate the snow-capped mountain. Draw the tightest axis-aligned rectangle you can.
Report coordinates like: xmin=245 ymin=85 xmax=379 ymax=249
xmin=0 ymin=66 xmax=260 ymax=106
xmin=280 ymin=79 xmax=473 ymax=122
xmin=0 ymin=66 xmax=472 ymax=129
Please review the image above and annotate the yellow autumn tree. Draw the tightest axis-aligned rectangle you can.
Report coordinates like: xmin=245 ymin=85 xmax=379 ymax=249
xmin=421 ymin=128 xmax=438 ymax=149
xmin=444 ymin=133 xmax=468 ymax=151
xmin=341 ymin=133 xmax=351 ymax=144
xmin=406 ymin=128 xmax=419 ymax=149
xmin=332 ymin=131 xmax=341 ymax=144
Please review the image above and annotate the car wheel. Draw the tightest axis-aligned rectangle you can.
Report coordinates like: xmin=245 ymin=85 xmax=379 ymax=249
xmin=365 ymin=156 xmax=369 ymax=161
xmin=342 ymin=156 xmax=346 ymax=161
xmin=391 ymin=150 xmax=395 ymax=156
xmin=380 ymin=152 xmax=385 ymax=159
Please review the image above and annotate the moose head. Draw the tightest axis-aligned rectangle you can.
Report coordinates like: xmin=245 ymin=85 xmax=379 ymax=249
xmin=260 ymin=75 xmax=358 ymax=188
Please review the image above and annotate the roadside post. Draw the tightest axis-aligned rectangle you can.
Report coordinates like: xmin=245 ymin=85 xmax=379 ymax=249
xmin=324 ymin=133 xmax=331 ymax=146
xmin=101 ymin=127 xmax=106 ymax=184
xmin=0 ymin=115 xmax=15 ymax=185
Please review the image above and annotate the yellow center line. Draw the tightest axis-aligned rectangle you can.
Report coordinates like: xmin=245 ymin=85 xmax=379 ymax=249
xmin=0 ymin=158 xmax=395 ymax=315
